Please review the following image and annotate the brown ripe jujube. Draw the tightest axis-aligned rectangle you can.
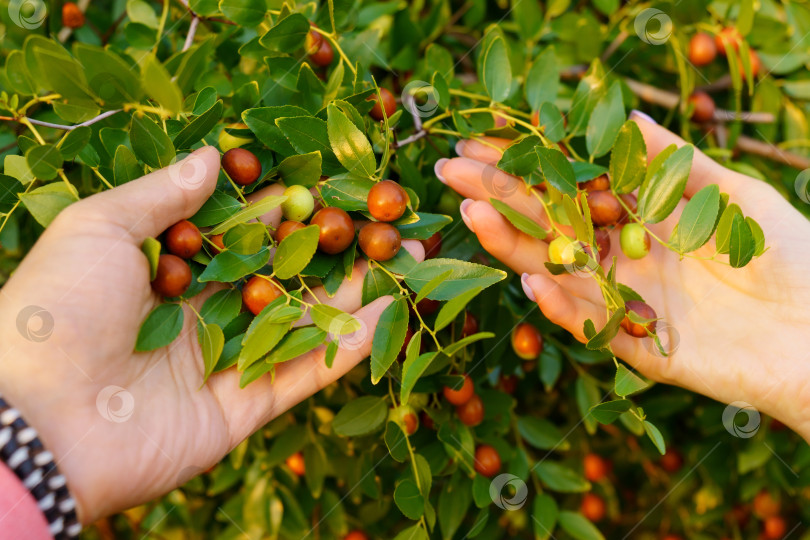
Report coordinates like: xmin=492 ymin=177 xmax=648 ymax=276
xmin=474 ymin=445 xmax=501 ymax=477
xmin=222 ymin=148 xmax=261 ymax=186
xmin=743 ymin=49 xmax=761 ymax=80
xmin=498 ymin=375 xmax=518 ymax=394
xmin=579 ymin=174 xmax=610 ymax=192
xmin=242 ymin=275 xmax=282 ymax=315
xmin=580 ymin=493 xmax=606 ymax=522
xmin=368 ymin=88 xmax=397 ymax=121
xmin=367 ymin=180 xmax=408 ymax=222
xmin=275 ymin=220 xmax=306 ymax=243
xmin=311 ymin=207 xmax=355 ymax=254
xmin=659 ymin=448 xmax=683 ymax=473
xmin=511 ymin=323 xmax=543 ymax=360
xmin=762 ymin=516 xmax=787 ymax=540
xmin=753 ymin=490 xmax=780 ymax=519
xmin=583 ymin=453 xmax=611 ymax=482
xmin=443 ymin=374 xmax=474 ymax=405
xmin=151 ymin=254 xmax=192 ymax=298
xmin=209 ymin=233 xmax=225 ymax=254
xmin=165 ymin=220 xmax=202 ymax=259
xmin=461 ymin=311 xmax=479 ymax=337
xmin=358 ymin=222 xmax=401 ymax=261
xmin=689 ymin=32 xmax=717 ymax=65
xmin=421 ymin=231 xmax=442 ymax=259
xmin=590 ymin=228 xmax=612 ymax=263
xmin=617 ymin=193 xmax=638 ymax=224
xmin=416 ymin=297 xmax=440 ymax=316
xmin=715 ymin=27 xmax=742 ymax=56
xmin=587 ymin=190 xmax=624 ymax=227
xmin=285 ymin=452 xmax=305 ymax=476
xmin=343 ymin=531 xmax=369 ymax=540
xmin=689 ymin=91 xmax=715 ymax=123
xmin=305 ymin=30 xmax=322 ymax=55
xmin=621 ymin=300 xmax=657 ymax=337
xmin=456 ymin=394 xmax=484 ymax=426
xmin=62 ymin=2 xmax=85 ymax=28
xmin=309 ymin=38 xmax=334 ymax=67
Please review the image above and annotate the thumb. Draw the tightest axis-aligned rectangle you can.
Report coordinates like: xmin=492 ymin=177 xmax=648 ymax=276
xmin=77 ymin=146 xmax=221 ymax=240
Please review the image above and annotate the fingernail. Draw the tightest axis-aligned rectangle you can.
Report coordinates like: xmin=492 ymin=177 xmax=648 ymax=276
xmin=629 ymin=109 xmax=657 ymax=125
xmin=455 ymin=140 xmax=467 ymax=156
xmin=521 ymin=273 xmax=536 ymax=302
xmin=459 ymin=199 xmax=474 ymax=232
xmin=434 ymin=158 xmax=449 ymax=184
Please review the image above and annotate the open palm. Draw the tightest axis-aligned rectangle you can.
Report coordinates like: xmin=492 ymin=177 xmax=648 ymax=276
xmin=0 ymin=147 xmax=424 ymax=523
xmin=435 ymin=116 xmax=810 ymax=439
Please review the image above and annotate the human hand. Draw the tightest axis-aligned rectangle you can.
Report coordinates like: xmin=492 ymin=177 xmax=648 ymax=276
xmin=434 ymin=114 xmax=810 ymax=439
xmin=0 ymin=146 xmax=425 ymax=523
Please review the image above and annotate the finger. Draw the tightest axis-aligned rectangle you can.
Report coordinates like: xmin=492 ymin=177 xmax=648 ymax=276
xmin=462 ymin=199 xmax=599 ymax=300
xmin=72 ymin=146 xmax=220 ymax=240
xmin=455 ymin=137 xmax=512 ymax=164
xmin=212 ymin=295 xmax=395 ymax=445
xmin=520 ymin=273 xmax=604 ymax=343
xmin=435 ymin=157 xmax=550 ymax=233
xmin=629 ymin=111 xmax=764 ymax=199
xmin=245 ymin=183 xmax=287 ymax=227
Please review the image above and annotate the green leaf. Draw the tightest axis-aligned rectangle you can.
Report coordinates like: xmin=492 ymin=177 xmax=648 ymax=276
xmin=198 ymin=248 xmax=271 ymax=282
xmin=303 ymin=443 xmax=327 ymax=498
xmin=671 ymin=184 xmax=720 ymax=253
xmin=614 ymin=364 xmax=649 ymax=397
xmin=222 ymin=222 xmax=267 ymax=255
xmin=497 ymin=136 xmax=541 ymax=177
xmin=113 ymin=146 xmax=141 ymax=186
xmin=276 ymin=116 xmax=338 ymax=171
xmin=746 ymin=217 xmax=766 ymax=256
xmin=189 ymin=191 xmax=241 ymax=227
xmin=260 ymin=13 xmax=310 ymax=51
xmin=74 ymin=43 xmax=142 ymax=106
xmin=320 ymin=176 xmax=374 ymax=211
xmin=480 ymin=36 xmax=511 ymax=103
xmin=242 ymin=106 xmax=310 ymax=154
xmin=0 ymin=175 xmax=23 ymax=214
xmin=637 ymin=145 xmax=693 ymax=223
xmin=394 ymin=479 xmax=424 ymax=520
xmin=327 ymin=103 xmax=376 ymax=178
xmin=567 ymin=60 xmax=607 ymax=136
xmin=558 ymin=511 xmax=605 ymax=540
xmin=729 ymin=212 xmax=755 ymax=268
xmin=370 ymin=297 xmax=409 ymax=384
xmin=310 ymin=304 xmax=361 ymax=336
xmin=273 ymin=225 xmax=320 ymax=279
xmin=643 ymin=420 xmax=666 ymax=455
xmin=18 ymin=182 xmax=78 ymax=227
xmin=199 ymin=288 xmax=243 ymax=329
xmin=438 ymin=473 xmax=472 ymax=540
xmin=58 ymin=126 xmax=92 ymax=159
xmin=141 ymin=237 xmax=161 ymax=280
xmin=536 ymin=147 xmax=577 ymax=197
xmin=539 ymin=102 xmax=565 ymax=142
xmin=130 ymin=115 xmax=175 ymax=168
xmin=397 ymin=213 xmax=452 ymax=240
xmin=362 ymin=267 xmax=399 ymax=305
xmin=238 ymin=303 xmax=291 ymax=369
xmin=384 ymin=421 xmax=409 ymax=462
xmin=219 ymin=0 xmax=266 ymax=26
xmin=332 ymin=396 xmax=388 ymax=436
xmin=434 ymin=287 xmax=482 ymax=332
xmin=590 ymin=399 xmax=632 ymax=424
xmin=414 ymin=270 xmax=453 ymax=303
xmin=489 ymin=199 xmax=549 ymax=240
xmin=715 ymin=203 xmax=742 ymax=254
xmin=208 ymin=196 xmax=286 ymax=234
xmin=586 ymin=307 xmax=625 ymax=350
xmin=4 ymin=155 xmax=34 ymax=185
xmin=576 ymin=376 xmax=600 ymax=434
xmin=441 ymin=332 xmax=494 ymax=356
xmin=401 ymin=352 xmax=437 ymax=404
xmin=135 ymin=303 xmax=185 ymax=352
xmin=586 ymin=81 xmax=625 ymax=158
xmin=525 ymin=47 xmax=559 ymax=111
xmin=535 ymin=462 xmax=590 ymax=493
xmin=200 ymin=322 xmax=225 ymax=381
xmin=173 ymin=100 xmax=223 ymax=149
xmin=404 ymin=259 xmax=506 ymax=301
xmin=533 ymin=493 xmax=559 ymax=540
xmin=277 ymin=152 xmax=322 ymax=188
xmin=141 ymin=54 xmax=183 ymax=115
xmin=610 ymin=121 xmax=647 ymax=194
xmin=25 ymin=144 xmax=62 ymax=180
xmin=393 ymin=525 xmax=429 ymax=540
xmin=518 ymin=417 xmax=570 ymax=450
xmin=266 ymin=327 xmax=327 ymax=364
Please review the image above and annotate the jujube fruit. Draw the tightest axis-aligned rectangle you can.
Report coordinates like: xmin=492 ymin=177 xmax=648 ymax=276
xmin=389 ymin=405 xmax=419 ymax=435
xmin=242 ymin=275 xmax=282 ymax=315
xmin=218 ymin=122 xmax=252 ymax=152
xmin=309 ymin=38 xmax=334 ymax=67
xmin=474 ymin=445 xmax=501 ymax=477
xmin=753 ymin=490 xmax=780 ymax=519
xmin=222 ymin=148 xmax=261 ymax=186
xmin=368 ymin=88 xmax=397 ymax=121
xmin=456 ymin=394 xmax=484 ymax=426
xmin=587 ymin=190 xmax=623 ymax=226
xmin=311 ymin=207 xmax=355 ymax=254
xmin=621 ymin=300 xmax=657 ymax=337
xmin=305 ymin=30 xmax=322 ymax=55
xmin=421 ymin=411 xmax=435 ymax=430
xmin=580 ymin=175 xmax=610 ymax=192
xmin=715 ymin=27 xmax=742 ymax=55
xmin=462 ymin=311 xmax=478 ymax=337
xmin=580 ymin=493 xmax=606 ymax=522
xmin=443 ymin=374 xmax=474 ymax=405
xmin=416 ymin=297 xmax=440 ymax=315
xmin=689 ymin=91 xmax=715 ymax=123
xmin=285 ymin=452 xmax=305 ymax=476
xmin=367 ymin=180 xmax=408 ymax=222
xmin=421 ymin=231 xmax=442 ymax=259
xmin=165 ymin=220 xmax=202 ymax=259
xmin=511 ymin=323 xmax=543 ymax=360
xmin=209 ymin=233 xmax=225 ymax=254
xmin=275 ymin=220 xmax=306 ymax=243
xmin=498 ymin=375 xmax=517 ymax=394
xmin=398 ymin=326 xmax=414 ymax=362
xmin=548 ymin=236 xmax=578 ymax=265
xmin=592 ymin=228 xmax=611 ymax=263
xmin=620 ymin=223 xmax=651 ymax=260
xmin=689 ymin=33 xmax=717 ymax=65
xmin=281 ymin=185 xmax=315 ymax=222
xmin=583 ymin=453 xmax=610 ymax=482
xmin=617 ymin=193 xmax=638 ymax=224
xmin=744 ymin=49 xmax=761 ymax=79
xmin=62 ymin=2 xmax=85 ymax=28
xmin=343 ymin=531 xmax=369 ymax=540
xmin=659 ymin=448 xmax=683 ymax=473
xmin=762 ymin=516 xmax=787 ymax=539
xmin=151 ymin=254 xmax=192 ymax=297
xmin=358 ymin=222 xmax=401 ymax=261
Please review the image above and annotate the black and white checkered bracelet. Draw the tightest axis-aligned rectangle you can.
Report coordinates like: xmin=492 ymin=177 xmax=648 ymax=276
xmin=0 ymin=394 xmax=80 ymax=539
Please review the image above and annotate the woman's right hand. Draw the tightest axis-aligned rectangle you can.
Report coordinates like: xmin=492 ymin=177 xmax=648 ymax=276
xmin=434 ymin=112 xmax=810 ymax=439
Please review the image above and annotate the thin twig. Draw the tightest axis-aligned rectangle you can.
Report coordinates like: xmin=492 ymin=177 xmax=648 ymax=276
xmin=714 ymin=125 xmax=810 ymax=170
xmin=7 ymin=109 xmax=122 ymax=131
xmin=183 ymin=16 xmax=200 ymax=51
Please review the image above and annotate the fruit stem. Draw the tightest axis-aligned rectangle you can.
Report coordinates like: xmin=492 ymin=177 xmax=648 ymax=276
xmin=309 ymin=27 xmax=357 ymax=76
xmin=91 ymin=167 xmax=114 ymax=190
